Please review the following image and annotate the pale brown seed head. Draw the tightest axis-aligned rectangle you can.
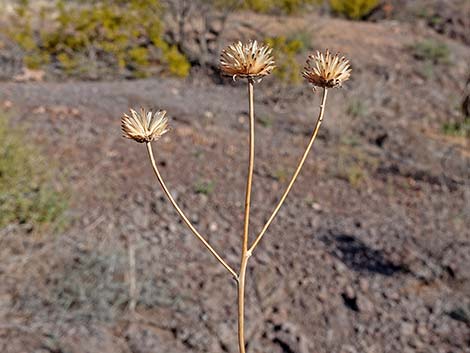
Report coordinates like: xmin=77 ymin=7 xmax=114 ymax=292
xmin=303 ymin=50 xmax=351 ymax=88
xmin=220 ymin=40 xmax=275 ymax=80
xmin=121 ymin=108 xmax=169 ymax=143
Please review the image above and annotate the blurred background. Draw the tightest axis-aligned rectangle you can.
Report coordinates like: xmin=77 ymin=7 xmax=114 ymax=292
xmin=0 ymin=0 xmax=469 ymax=352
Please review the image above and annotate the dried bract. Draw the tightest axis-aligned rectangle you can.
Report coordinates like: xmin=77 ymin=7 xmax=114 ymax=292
xmin=220 ymin=40 xmax=275 ymax=80
xmin=303 ymin=50 xmax=351 ymax=88
xmin=121 ymin=108 xmax=169 ymax=143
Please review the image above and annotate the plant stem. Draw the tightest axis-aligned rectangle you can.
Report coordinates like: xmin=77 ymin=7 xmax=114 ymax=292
xmin=238 ymin=78 xmax=256 ymax=353
xmin=243 ymin=79 xmax=255 ymax=254
xmin=237 ymin=253 xmax=250 ymax=353
xmin=249 ymin=87 xmax=329 ymax=254
xmin=146 ymin=142 xmax=238 ymax=279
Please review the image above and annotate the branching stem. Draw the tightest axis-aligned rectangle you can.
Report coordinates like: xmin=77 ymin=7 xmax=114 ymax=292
xmin=146 ymin=84 xmax=329 ymax=353
xmin=249 ymin=88 xmax=329 ymax=254
xmin=238 ymin=78 xmax=255 ymax=353
xmin=146 ymin=142 xmax=238 ymax=279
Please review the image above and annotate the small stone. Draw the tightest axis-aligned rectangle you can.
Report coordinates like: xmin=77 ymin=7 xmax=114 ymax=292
xmin=408 ymin=337 xmax=424 ymax=349
xmin=167 ymin=223 xmax=177 ymax=233
xmin=191 ymin=214 xmax=199 ymax=224
xmin=14 ymin=68 xmax=45 ymax=82
xmin=176 ymin=126 xmax=193 ymax=137
xmin=357 ymin=295 xmax=374 ymax=313
xmin=317 ymin=286 xmax=328 ymax=302
xmin=400 ymin=322 xmax=414 ymax=336
xmin=204 ymin=111 xmax=214 ymax=119
xmin=416 ymin=323 xmax=428 ymax=337
xmin=209 ymin=222 xmax=218 ymax=232
xmin=311 ymin=202 xmax=322 ymax=211
xmin=197 ymin=193 xmax=208 ymax=205
xmin=341 ymin=344 xmax=357 ymax=353
xmin=33 ymin=106 xmax=46 ymax=114
xmin=359 ymin=278 xmax=369 ymax=292
xmin=334 ymin=261 xmax=348 ymax=273
xmin=71 ymin=108 xmax=80 ymax=116
xmin=345 ymin=285 xmax=355 ymax=299
xmin=2 ymin=100 xmax=13 ymax=109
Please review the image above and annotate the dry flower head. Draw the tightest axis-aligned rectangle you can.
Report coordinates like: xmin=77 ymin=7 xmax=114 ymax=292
xmin=303 ymin=50 xmax=351 ymax=88
xmin=121 ymin=108 xmax=169 ymax=143
xmin=220 ymin=40 xmax=275 ymax=80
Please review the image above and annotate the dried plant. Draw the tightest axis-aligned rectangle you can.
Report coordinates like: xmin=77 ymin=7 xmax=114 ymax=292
xmin=121 ymin=43 xmax=351 ymax=352
xmin=303 ymin=49 xmax=351 ymax=88
xmin=121 ymin=108 xmax=169 ymax=143
xmin=220 ymin=40 xmax=276 ymax=80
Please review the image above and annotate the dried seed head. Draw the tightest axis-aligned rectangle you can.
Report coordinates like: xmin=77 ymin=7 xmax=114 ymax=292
xmin=220 ymin=40 xmax=275 ymax=80
xmin=121 ymin=108 xmax=169 ymax=143
xmin=303 ymin=50 xmax=351 ymax=88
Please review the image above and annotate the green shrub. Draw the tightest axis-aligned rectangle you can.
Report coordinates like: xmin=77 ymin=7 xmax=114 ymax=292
xmin=194 ymin=180 xmax=215 ymax=195
xmin=258 ymin=115 xmax=273 ymax=128
xmin=244 ymin=0 xmax=321 ymax=14
xmin=0 ymin=114 xmax=68 ymax=231
xmin=329 ymin=0 xmax=379 ymax=20
xmin=442 ymin=118 xmax=470 ymax=137
xmin=409 ymin=40 xmax=451 ymax=79
xmin=243 ymin=0 xmax=272 ymax=12
xmin=346 ymin=99 xmax=368 ymax=118
xmin=265 ymin=34 xmax=309 ymax=84
xmin=9 ymin=0 xmax=190 ymax=78
xmin=333 ymin=144 xmax=379 ymax=187
xmin=410 ymin=40 xmax=451 ymax=65
xmin=162 ymin=45 xmax=192 ymax=78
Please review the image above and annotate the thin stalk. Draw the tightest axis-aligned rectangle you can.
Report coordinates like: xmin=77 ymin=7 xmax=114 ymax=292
xmin=243 ymin=79 xmax=255 ymax=254
xmin=237 ymin=254 xmax=250 ymax=353
xmin=146 ymin=142 xmax=238 ymax=280
xmin=238 ymin=78 xmax=256 ymax=353
xmin=249 ymin=88 xmax=329 ymax=254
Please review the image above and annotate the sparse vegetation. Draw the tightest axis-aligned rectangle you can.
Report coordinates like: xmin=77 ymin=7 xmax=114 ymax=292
xmin=411 ymin=39 xmax=451 ymax=65
xmin=194 ymin=180 xmax=215 ymax=195
xmin=442 ymin=117 xmax=470 ymax=137
xmin=265 ymin=34 xmax=310 ymax=84
xmin=244 ymin=0 xmax=321 ymax=14
xmin=410 ymin=40 xmax=451 ymax=79
xmin=272 ymin=167 xmax=290 ymax=182
xmin=333 ymin=144 xmax=378 ymax=187
xmin=258 ymin=115 xmax=274 ymax=127
xmin=346 ymin=99 xmax=368 ymax=118
xmin=9 ymin=0 xmax=190 ymax=78
xmin=0 ymin=113 xmax=68 ymax=231
xmin=329 ymin=0 xmax=379 ymax=20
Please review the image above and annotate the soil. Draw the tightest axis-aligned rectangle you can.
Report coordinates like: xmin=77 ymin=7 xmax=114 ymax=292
xmin=0 ymin=8 xmax=469 ymax=353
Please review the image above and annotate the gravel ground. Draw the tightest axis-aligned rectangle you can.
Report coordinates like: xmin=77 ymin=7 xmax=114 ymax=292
xmin=0 ymin=9 xmax=469 ymax=353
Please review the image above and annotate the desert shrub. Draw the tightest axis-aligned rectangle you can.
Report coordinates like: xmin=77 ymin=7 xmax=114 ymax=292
xmin=410 ymin=40 xmax=451 ymax=65
xmin=10 ymin=0 xmax=191 ymax=78
xmin=442 ymin=118 xmax=470 ymax=137
xmin=265 ymin=34 xmax=310 ymax=84
xmin=244 ymin=0 xmax=321 ymax=14
xmin=0 ymin=114 xmax=68 ymax=231
xmin=10 ymin=0 xmax=50 ymax=69
xmin=329 ymin=0 xmax=379 ymax=20
xmin=162 ymin=44 xmax=192 ymax=78
xmin=409 ymin=39 xmax=451 ymax=79
xmin=194 ymin=180 xmax=215 ymax=195
xmin=347 ymin=99 xmax=368 ymax=118
xmin=333 ymin=143 xmax=379 ymax=187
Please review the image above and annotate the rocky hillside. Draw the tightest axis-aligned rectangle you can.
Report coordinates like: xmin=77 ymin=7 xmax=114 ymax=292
xmin=0 ymin=3 xmax=469 ymax=353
